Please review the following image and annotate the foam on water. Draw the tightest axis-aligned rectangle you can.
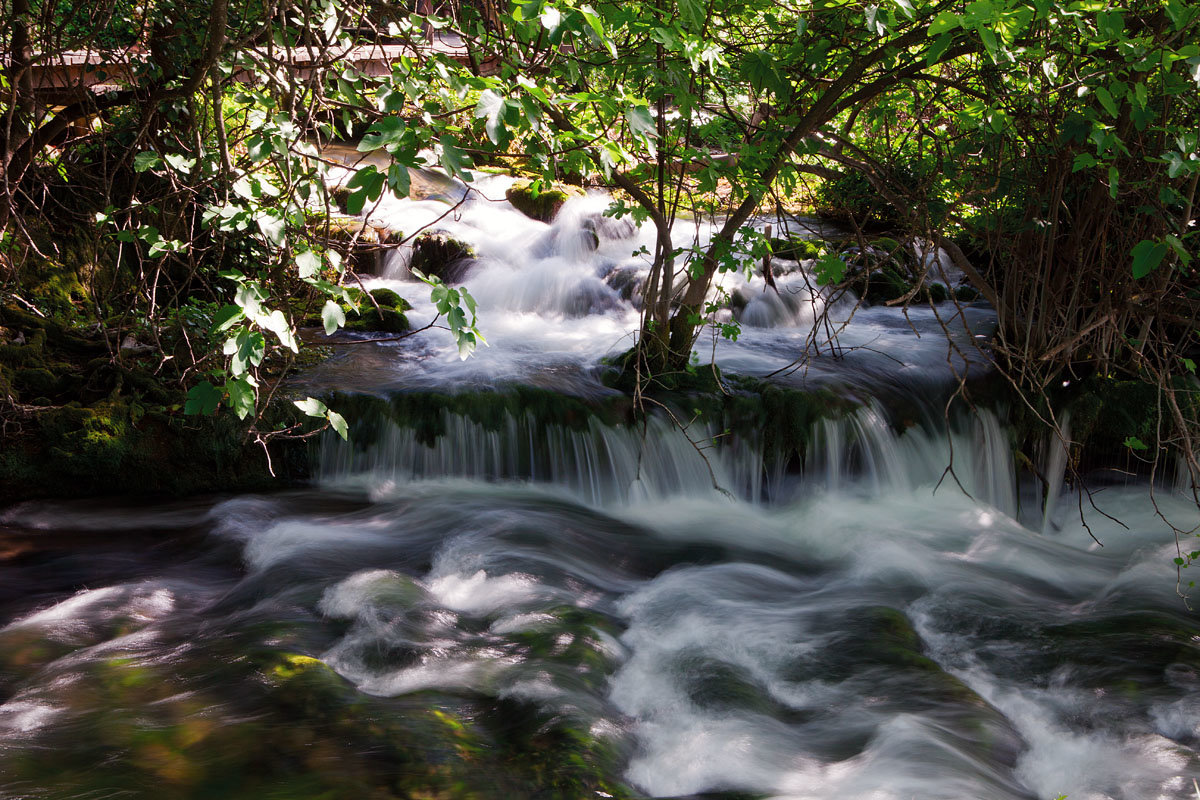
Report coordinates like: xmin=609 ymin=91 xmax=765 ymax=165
xmin=300 ymin=163 xmax=996 ymax=398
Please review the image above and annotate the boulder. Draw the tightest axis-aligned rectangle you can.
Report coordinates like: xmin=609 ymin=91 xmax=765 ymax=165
xmin=410 ymin=232 xmax=475 ymax=284
xmin=505 ymin=179 xmax=584 ymax=222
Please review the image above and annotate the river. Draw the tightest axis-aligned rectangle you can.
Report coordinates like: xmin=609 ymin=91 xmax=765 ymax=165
xmin=1 ymin=174 xmax=1196 ymax=799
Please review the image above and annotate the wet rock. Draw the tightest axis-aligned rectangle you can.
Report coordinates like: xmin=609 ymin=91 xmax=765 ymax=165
xmin=119 ymin=334 xmax=155 ymax=355
xmin=603 ymin=266 xmax=645 ymax=308
xmin=505 ymin=179 xmax=584 ymax=222
xmin=563 ymin=279 xmax=621 ymax=317
xmin=342 ymin=287 xmax=412 ymax=333
xmin=582 ymin=212 xmax=637 ymax=241
xmin=327 ymin=184 xmax=352 ymax=214
xmin=769 ymin=236 xmax=823 ymax=262
xmin=410 ymin=231 xmax=475 ymax=284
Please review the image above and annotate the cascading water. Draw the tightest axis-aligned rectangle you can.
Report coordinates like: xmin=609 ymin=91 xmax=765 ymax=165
xmin=2 ymin=165 xmax=1197 ymax=800
xmin=297 ymin=166 xmax=996 ymax=399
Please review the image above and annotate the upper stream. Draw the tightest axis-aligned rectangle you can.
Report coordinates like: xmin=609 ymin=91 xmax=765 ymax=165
xmin=1 ymin=168 xmax=1197 ymax=800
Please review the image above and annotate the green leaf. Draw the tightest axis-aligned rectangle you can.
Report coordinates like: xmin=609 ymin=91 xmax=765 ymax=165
xmin=327 ymin=410 xmax=349 ymax=440
xmin=678 ymin=0 xmax=704 ymax=31
xmin=475 ymin=90 xmax=508 ymax=146
xmin=1094 ymin=86 xmax=1119 ymax=118
xmin=1130 ymin=239 xmax=1168 ymax=279
xmin=294 ymin=397 xmax=329 ymax=417
xmin=387 ymin=163 xmax=412 ymax=199
xmin=579 ymin=5 xmax=617 ymax=57
xmin=814 ymin=252 xmax=846 ymax=285
xmin=296 ymin=249 xmax=321 ymax=279
xmin=133 ymin=151 xmax=162 ymax=172
xmin=927 ymin=11 xmax=960 ymax=36
xmin=625 ymin=105 xmax=657 ymax=156
xmin=439 ymin=136 xmax=473 ymax=181
xmin=226 ymin=378 xmax=255 ymax=420
xmin=184 ymin=381 xmax=222 ymax=415
xmin=164 ymin=153 xmax=195 ymax=173
xmin=978 ymin=26 xmax=999 ymax=59
xmin=257 ymin=212 xmax=287 ymax=247
xmin=358 ymin=117 xmax=407 ymax=152
xmin=345 ymin=166 xmax=387 ymax=215
xmin=925 ymin=32 xmax=955 ymax=66
xmin=321 ymin=300 xmax=346 ymax=335
xmin=1123 ymin=436 xmax=1149 ymax=451
xmin=212 ymin=304 xmax=244 ymax=332
xmin=261 ymin=309 xmax=298 ymax=352
xmin=230 ymin=330 xmax=266 ymax=374
xmin=1165 ymin=234 xmax=1193 ymax=266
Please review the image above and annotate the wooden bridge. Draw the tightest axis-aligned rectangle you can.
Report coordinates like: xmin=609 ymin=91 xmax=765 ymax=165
xmin=15 ymin=37 xmax=499 ymax=106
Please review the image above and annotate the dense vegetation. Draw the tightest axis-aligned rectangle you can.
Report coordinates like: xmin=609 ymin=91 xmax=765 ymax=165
xmin=1 ymin=0 xmax=1197 ymax=506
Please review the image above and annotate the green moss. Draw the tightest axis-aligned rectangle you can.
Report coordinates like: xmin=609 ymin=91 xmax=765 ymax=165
xmin=340 ymin=287 xmax=411 ymax=333
xmin=410 ymin=232 xmax=474 ymax=283
xmin=505 ymin=179 xmax=583 ymax=222
xmin=768 ymin=236 xmax=823 ymax=262
xmin=13 ymin=366 xmax=59 ymax=398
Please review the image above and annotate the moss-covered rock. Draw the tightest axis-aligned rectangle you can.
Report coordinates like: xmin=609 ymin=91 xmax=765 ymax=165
xmin=505 ymin=179 xmax=584 ymax=222
xmin=769 ymin=236 xmax=822 ymax=262
xmin=410 ymin=232 xmax=474 ymax=284
xmin=342 ymin=287 xmax=412 ymax=333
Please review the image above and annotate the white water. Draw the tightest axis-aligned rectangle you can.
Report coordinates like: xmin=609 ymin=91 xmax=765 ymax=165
xmin=1 ymin=166 xmax=1196 ymax=800
xmin=304 ymin=166 xmax=994 ymax=398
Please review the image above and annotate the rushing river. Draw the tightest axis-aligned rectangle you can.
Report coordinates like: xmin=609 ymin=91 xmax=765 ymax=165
xmin=1 ymin=172 xmax=1197 ymax=799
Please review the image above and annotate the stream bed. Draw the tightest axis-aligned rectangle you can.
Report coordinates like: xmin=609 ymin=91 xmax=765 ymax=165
xmin=2 ymin=173 xmax=1198 ymax=799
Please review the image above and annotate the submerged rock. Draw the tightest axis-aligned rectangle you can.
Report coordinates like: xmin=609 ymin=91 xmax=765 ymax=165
xmin=582 ymin=211 xmax=638 ymax=241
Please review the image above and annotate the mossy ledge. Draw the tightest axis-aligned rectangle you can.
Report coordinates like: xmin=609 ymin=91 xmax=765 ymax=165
xmin=321 ymin=373 xmax=858 ymax=472
xmin=0 ymin=303 xmax=309 ymax=504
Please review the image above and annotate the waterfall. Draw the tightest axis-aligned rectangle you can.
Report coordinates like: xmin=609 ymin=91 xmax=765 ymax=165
xmin=1041 ymin=410 xmax=1072 ymax=535
xmin=318 ymin=410 xmax=765 ymax=505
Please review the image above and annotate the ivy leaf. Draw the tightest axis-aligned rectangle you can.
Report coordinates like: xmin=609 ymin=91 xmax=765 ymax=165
xmin=256 ymin=212 xmax=287 ymax=247
xmin=212 ymin=304 xmax=244 ymax=332
xmin=1130 ymin=239 xmax=1168 ymax=279
xmin=133 ymin=151 xmax=162 ymax=172
xmin=1123 ymin=436 xmax=1149 ymax=451
xmin=184 ymin=381 xmax=222 ymax=415
xmin=295 ymin=249 xmax=321 ymax=279
xmin=226 ymin=378 xmax=256 ymax=420
xmin=321 ymin=300 xmax=346 ymax=335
